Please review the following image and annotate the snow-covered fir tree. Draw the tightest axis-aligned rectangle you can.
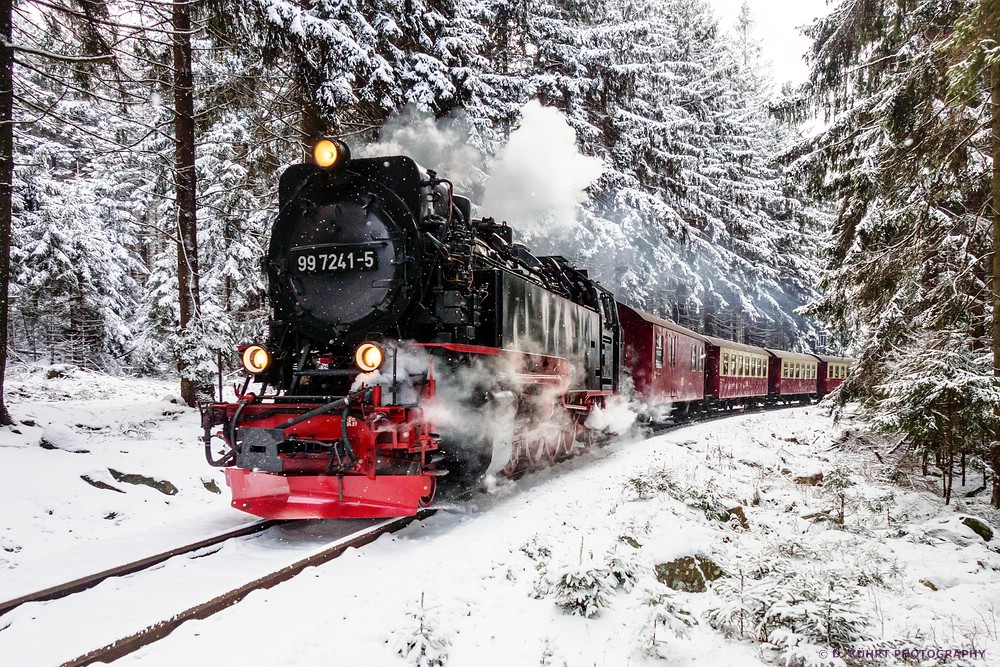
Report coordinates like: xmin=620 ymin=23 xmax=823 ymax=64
xmin=6 ymin=0 xmax=828 ymax=396
xmin=9 ymin=37 xmax=147 ymax=369
xmin=795 ymin=0 xmax=1000 ymax=504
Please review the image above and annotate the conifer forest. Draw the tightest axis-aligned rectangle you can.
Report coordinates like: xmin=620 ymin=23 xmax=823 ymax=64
xmin=1 ymin=0 xmax=1000 ymax=507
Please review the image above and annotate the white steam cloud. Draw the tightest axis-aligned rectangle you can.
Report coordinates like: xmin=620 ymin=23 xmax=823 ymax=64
xmin=358 ymin=106 xmax=486 ymax=195
xmin=481 ymin=101 xmax=603 ymax=237
xmin=357 ymin=101 xmax=602 ymax=239
xmin=584 ymin=394 xmax=638 ymax=434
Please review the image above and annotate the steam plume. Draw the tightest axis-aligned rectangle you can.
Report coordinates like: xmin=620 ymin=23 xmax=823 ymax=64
xmin=481 ymin=101 xmax=603 ymax=237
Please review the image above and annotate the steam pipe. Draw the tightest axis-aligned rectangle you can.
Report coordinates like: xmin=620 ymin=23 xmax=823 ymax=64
xmin=341 ymin=402 xmax=356 ymax=463
xmin=204 ymin=438 xmax=236 ymax=467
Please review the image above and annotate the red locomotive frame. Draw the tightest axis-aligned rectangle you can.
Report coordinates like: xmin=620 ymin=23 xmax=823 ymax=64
xmin=204 ymin=343 xmax=611 ymax=519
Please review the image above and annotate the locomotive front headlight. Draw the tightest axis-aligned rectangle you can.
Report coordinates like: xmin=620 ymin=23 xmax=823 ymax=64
xmin=313 ymin=138 xmax=350 ymax=169
xmin=355 ymin=342 xmax=384 ymax=372
xmin=241 ymin=345 xmax=272 ymax=374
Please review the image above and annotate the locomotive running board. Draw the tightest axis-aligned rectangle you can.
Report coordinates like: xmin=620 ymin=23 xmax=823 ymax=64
xmin=225 ymin=468 xmax=434 ymax=519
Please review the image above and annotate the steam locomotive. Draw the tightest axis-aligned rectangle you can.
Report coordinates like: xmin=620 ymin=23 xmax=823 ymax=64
xmin=200 ymin=139 xmax=852 ymax=520
xmin=200 ymin=139 xmax=622 ymax=519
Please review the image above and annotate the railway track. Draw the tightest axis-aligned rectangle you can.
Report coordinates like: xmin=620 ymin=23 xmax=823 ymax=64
xmin=0 ymin=402 xmax=814 ymax=666
xmin=0 ymin=520 xmax=282 ymax=618
xmin=0 ymin=512 xmax=432 ymax=667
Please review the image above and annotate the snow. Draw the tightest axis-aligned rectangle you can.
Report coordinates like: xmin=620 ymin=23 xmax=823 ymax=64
xmin=1 ymin=365 xmax=998 ymax=667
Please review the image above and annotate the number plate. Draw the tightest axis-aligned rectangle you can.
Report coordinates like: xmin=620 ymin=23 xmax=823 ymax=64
xmin=290 ymin=246 xmax=379 ymax=274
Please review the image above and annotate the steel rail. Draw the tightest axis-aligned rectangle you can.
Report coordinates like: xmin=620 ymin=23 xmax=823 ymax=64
xmin=60 ymin=510 xmax=434 ymax=667
xmin=0 ymin=520 xmax=283 ymax=619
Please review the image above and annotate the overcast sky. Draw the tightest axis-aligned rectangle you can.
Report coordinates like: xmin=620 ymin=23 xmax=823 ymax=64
xmin=709 ymin=0 xmax=834 ymax=86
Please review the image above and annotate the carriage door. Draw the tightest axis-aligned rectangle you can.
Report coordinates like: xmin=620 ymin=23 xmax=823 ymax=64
xmin=599 ymin=292 xmax=620 ymax=391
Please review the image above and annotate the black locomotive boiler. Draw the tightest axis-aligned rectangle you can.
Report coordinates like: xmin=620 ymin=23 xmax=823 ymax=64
xmin=201 ymin=139 xmax=622 ymax=518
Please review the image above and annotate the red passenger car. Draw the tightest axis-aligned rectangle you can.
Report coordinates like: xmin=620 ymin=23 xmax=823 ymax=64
xmin=618 ymin=304 xmax=706 ymax=420
xmin=703 ymin=335 xmax=769 ymax=407
xmin=812 ymin=354 xmax=854 ymax=397
xmin=766 ymin=349 xmax=818 ymax=403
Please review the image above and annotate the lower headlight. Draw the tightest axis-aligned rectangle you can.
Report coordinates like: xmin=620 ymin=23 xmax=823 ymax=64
xmin=242 ymin=345 xmax=271 ymax=374
xmin=355 ymin=342 xmax=384 ymax=372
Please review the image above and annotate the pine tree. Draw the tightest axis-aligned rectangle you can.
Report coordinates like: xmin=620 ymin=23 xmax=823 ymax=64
xmin=511 ymin=0 xmax=822 ymax=347
xmin=874 ymin=330 xmax=999 ymax=504
xmin=1 ymin=0 xmax=122 ymax=419
xmin=943 ymin=0 xmax=1000 ymax=506
xmin=1 ymin=0 xmax=13 ymax=424
xmin=796 ymin=0 xmax=1000 ymax=505
xmin=5 ymin=0 xmax=147 ymax=373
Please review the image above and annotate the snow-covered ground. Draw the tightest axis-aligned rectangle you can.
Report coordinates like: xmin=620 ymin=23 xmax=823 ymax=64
xmin=2 ymin=364 xmax=999 ymax=667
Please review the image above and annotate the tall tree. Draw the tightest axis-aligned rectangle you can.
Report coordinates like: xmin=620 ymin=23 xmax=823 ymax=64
xmin=510 ymin=0 xmax=822 ymax=347
xmin=1 ymin=0 xmax=14 ymax=425
xmin=2 ymin=0 xmax=124 ymax=418
xmin=172 ymin=0 xmax=202 ymax=406
xmin=797 ymin=0 xmax=1000 ymax=505
xmin=943 ymin=0 xmax=1000 ymax=505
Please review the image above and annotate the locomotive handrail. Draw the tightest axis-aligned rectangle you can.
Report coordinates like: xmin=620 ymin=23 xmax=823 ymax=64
xmin=273 ymin=395 xmax=352 ymax=430
xmin=291 ymin=368 xmax=359 ymax=378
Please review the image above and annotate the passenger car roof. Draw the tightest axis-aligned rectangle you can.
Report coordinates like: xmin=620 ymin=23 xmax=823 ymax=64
xmin=702 ymin=335 xmax=768 ymax=355
xmin=764 ymin=348 xmax=820 ymax=363
xmin=809 ymin=353 xmax=855 ymax=364
xmin=619 ymin=304 xmax=708 ymax=342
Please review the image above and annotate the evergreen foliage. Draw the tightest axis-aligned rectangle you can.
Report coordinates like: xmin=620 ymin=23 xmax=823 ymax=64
xmin=390 ymin=593 xmax=451 ymax=667
xmin=605 ymin=544 xmax=644 ymax=593
xmin=796 ymin=0 xmax=1000 ymax=503
xmin=8 ymin=3 xmax=294 ymax=385
xmin=520 ymin=0 xmax=824 ymax=347
xmin=4 ymin=0 xmax=825 ymax=404
xmin=550 ymin=556 xmax=615 ymax=618
xmin=709 ymin=551 xmax=877 ymax=666
xmin=636 ymin=583 xmax=695 ymax=658
xmin=873 ymin=330 xmax=1000 ymax=503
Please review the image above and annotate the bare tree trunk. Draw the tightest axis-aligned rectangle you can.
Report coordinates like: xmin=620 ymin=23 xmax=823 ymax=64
xmin=0 ymin=0 xmax=14 ymax=425
xmin=944 ymin=406 xmax=953 ymax=505
xmin=173 ymin=0 xmax=201 ymax=407
xmin=945 ymin=451 xmax=954 ymax=505
xmin=300 ymin=102 xmax=325 ymax=160
xmin=992 ymin=63 xmax=1000 ymax=507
